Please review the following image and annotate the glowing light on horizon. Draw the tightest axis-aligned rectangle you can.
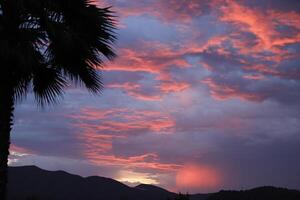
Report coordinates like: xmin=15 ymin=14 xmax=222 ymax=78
xmin=176 ymin=164 xmax=221 ymax=191
xmin=116 ymin=170 xmax=159 ymax=185
xmin=8 ymin=151 xmax=29 ymax=165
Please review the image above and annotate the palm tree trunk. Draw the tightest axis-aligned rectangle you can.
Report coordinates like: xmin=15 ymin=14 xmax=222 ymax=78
xmin=0 ymin=85 xmax=14 ymax=200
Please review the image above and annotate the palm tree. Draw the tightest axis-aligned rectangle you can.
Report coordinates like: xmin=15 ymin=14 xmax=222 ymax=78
xmin=0 ymin=0 xmax=116 ymax=199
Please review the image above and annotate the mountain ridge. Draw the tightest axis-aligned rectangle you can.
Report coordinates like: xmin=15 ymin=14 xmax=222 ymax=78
xmin=7 ymin=165 xmax=300 ymax=200
xmin=7 ymin=165 xmax=176 ymax=200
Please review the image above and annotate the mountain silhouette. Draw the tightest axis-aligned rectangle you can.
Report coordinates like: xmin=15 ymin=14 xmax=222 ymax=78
xmin=7 ymin=166 xmax=178 ymax=200
xmin=7 ymin=166 xmax=300 ymax=200
xmin=207 ymin=186 xmax=300 ymax=200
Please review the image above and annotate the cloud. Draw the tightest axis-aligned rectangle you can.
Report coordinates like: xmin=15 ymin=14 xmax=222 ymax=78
xmin=9 ymin=0 xmax=300 ymax=193
xmin=9 ymin=145 xmax=33 ymax=165
xmin=106 ymin=42 xmax=190 ymax=73
xmin=10 ymin=144 xmax=33 ymax=155
xmin=101 ymin=0 xmax=213 ymax=23
xmin=240 ymin=0 xmax=300 ymax=12
xmin=100 ymin=0 xmax=300 ymax=104
xmin=202 ymin=77 xmax=266 ymax=102
xmin=102 ymin=40 xmax=194 ymax=100
xmin=159 ymin=81 xmax=191 ymax=93
xmin=107 ymin=82 xmax=162 ymax=101
xmin=66 ymin=107 xmax=178 ymax=173
xmin=117 ymin=170 xmax=159 ymax=185
xmin=154 ymin=0 xmax=213 ymax=23
xmin=219 ymin=0 xmax=300 ymax=52
xmin=71 ymin=108 xmax=175 ymax=135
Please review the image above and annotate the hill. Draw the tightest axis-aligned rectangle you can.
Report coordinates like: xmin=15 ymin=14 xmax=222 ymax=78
xmin=7 ymin=166 xmax=176 ymax=200
xmin=208 ymin=186 xmax=300 ymax=200
xmin=7 ymin=166 xmax=300 ymax=200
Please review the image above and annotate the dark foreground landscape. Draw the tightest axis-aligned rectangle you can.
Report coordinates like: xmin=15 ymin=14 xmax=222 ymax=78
xmin=7 ymin=166 xmax=300 ymax=200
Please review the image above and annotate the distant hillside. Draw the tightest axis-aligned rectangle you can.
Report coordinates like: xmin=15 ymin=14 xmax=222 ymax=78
xmin=208 ymin=186 xmax=300 ymax=200
xmin=7 ymin=166 xmax=300 ymax=200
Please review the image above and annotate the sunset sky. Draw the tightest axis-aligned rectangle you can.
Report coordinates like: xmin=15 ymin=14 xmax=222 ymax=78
xmin=9 ymin=0 xmax=300 ymax=193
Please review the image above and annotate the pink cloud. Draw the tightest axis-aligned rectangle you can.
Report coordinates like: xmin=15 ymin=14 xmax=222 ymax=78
xmin=84 ymin=152 xmax=181 ymax=172
xmin=159 ymin=81 xmax=191 ymax=93
xmin=72 ymin=110 xmax=179 ymax=172
xmin=74 ymin=108 xmax=175 ymax=133
xmin=202 ymin=78 xmax=266 ymax=102
xmin=102 ymin=41 xmax=193 ymax=99
xmin=219 ymin=0 xmax=300 ymax=54
xmin=243 ymin=74 xmax=266 ymax=80
xmin=10 ymin=144 xmax=34 ymax=155
xmin=105 ymin=42 xmax=190 ymax=73
xmin=244 ymin=65 xmax=300 ymax=80
xmin=107 ymin=82 xmax=162 ymax=101
xmin=67 ymin=107 xmax=180 ymax=173
xmin=100 ymin=0 xmax=213 ymax=23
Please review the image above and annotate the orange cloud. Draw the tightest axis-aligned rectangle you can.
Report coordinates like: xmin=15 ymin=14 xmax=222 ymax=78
xmin=243 ymin=64 xmax=278 ymax=75
xmin=220 ymin=1 xmax=274 ymax=50
xmin=102 ymin=41 xmax=193 ymax=99
xmin=159 ymin=81 xmax=191 ymax=93
xmin=85 ymin=152 xmax=181 ymax=172
xmin=155 ymin=0 xmax=212 ymax=23
xmin=10 ymin=144 xmax=33 ymax=155
xmin=107 ymin=82 xmax=162 ymax=101
xmin=243 ymin=65 xmax=300 ymax=80
xmin=78 ymin=129 xmax=121 ymax=153
xmin=202 ymin=78 xmax=265 ymax=102
xmin=9 ymin=145 xmax=33 ymax=165
xmin=100 ymin=0 xmax=300 ymax=105
xmin=69 ymin=108 xmax=176 ymax=169
xmin=126 ymin=93 xmax=162 ymax=101
xmin=243 ymin=74 xmax=265 ymax=80
xmin=219 ymin=0 xmax=300 ymax=54
xmin=100 ymin=0 xmax=212 ymax=24
xmin=73 ymin=108 xmax=175 ymax=134
xmin=68 ymin=107 xmax=179 ymax=172
xmin=105 ymin=42 xmax=190 ymax=73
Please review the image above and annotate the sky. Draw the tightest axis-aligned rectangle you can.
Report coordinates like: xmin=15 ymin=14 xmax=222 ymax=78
xmin=9 ymin=0 xmax=300 ymax=193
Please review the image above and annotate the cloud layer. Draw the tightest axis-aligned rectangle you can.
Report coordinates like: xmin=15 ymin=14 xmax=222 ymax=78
xmin=10 ymin=0 xmax=300 ymax=193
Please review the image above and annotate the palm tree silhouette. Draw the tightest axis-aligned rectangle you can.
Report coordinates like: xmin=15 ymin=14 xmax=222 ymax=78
xmin=0 ymin=0 xmax=116 ymax=199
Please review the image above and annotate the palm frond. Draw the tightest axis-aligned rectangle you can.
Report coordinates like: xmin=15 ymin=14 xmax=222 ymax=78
xmin=0 ymin=0 xmax=117 ymax=105
xmin=32 ymin=66 xmax=67 ymax=106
